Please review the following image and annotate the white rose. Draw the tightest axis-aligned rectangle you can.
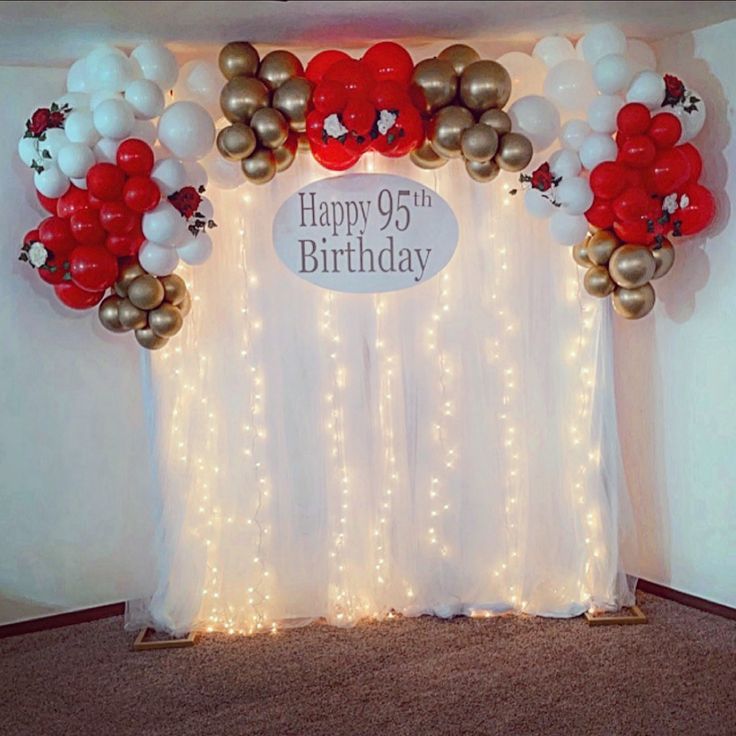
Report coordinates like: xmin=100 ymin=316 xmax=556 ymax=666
xmin=679 ymin=194 xmax=690 ymax=208
xmin=377 ymin=109 xmax=397 ymax=136
xmin=28 ymin=241 xmax=48 ymax=268
xmin=662 ymin=193 xmax=679 ymax=214
xmin=323 ymin=113 xmax=348 ymax=139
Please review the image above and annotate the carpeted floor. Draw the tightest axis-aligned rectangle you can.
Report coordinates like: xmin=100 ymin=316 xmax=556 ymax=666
xmin=1 ymin=593 xmax=734 ymax=736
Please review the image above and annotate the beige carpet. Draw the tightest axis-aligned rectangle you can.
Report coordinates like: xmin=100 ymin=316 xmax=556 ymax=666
xmin=1 ymin=593 xmax=734 ymax=736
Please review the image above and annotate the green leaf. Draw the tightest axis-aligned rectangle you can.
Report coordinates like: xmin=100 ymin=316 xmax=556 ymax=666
xmin=42 ymin=150 xmax=51 ymax=159
xmin=62 ymin=272 xmax=72 ymax=281
xmin=18 ymin=252 xmax=28 ymax=261
xmin=50 ymin=102 xmax=59 ymax=112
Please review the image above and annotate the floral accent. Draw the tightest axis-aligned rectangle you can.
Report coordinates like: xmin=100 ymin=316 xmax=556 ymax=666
xmin=376 ymin=109 xmax=398 ymax=136
xmin=18 ymin=237 xmax=65 ymax=273
xmin=662 ymin=193 xmax=679 ymax=214
xmin=28 ymin=242 xmax=48 ymax=268
xmin=24 ymin=102 xmax=70 ymax=139
xmin=679 ymin=193 xmax=690 ymax=209
xmin=323 ymin=113 xmax=349 ymax=140
xmin=662 ymin=73 xmax=701 ymax=114
xmin=510 ymin=162 xmax=562 ymax=204
xmin=169 ymin=185 xmax=218 ymax=238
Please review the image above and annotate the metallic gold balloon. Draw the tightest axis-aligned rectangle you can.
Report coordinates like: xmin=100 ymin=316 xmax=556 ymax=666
xmin=428 ymin=105 xmax=474 ymax=158
xmin=98 ymin=295 xmax=128 ymax=333
xmin=494 ymin=132 xmax=532 ymax=172
xmin=216 ymin=123 xmax=257 ymax=161
xmin=465 ymin=158 xmax=500 ymax=183
xmin=438 ymin=44 xmax=481 ymax=76
xmin=583 ymin=266 xmax=616 ymax=298
xmin=114 ymin=262 xmax=145 ymax=298
xmin=461 ymin=123 xmax=498 ymax=163
xmin=148 ymin=303 xmax=184 ymax=338
xmin=410 ymin=59 xmax=457 ymax=114
xmin=612 ymin=283 xmax=656 ymax=320
xmin=218 ymin=42 xmax=259 ymax=80
xmin=118 ymin=298 xmax=148 ymax=330
xmin=586 ymin=230 xmax=620 ymax=266
xmin=572 ymin=236 xmax=593 ymax=268
xmin=250 ymin=107 xmax=289 ymax=149
xmin=128 ymin=275 xmax=165 ymax=310
xmin=272 ymin=77 xmax=312 ymax=133
xmin=608 ymin=245 xmax=656 ymax=288
xmin=651 ymin=240 xmax=675 ymax=279
xmin=257 ymin=50 xmax=304 ymax=90
xmin=242 ymin=148 xmax=276 ymax=184
xmin=161 ymin=274 xmax=187 ymax=306
xmin=220 ymin=76 xmax=270 ymax=124
xmin=479 ymin=109 xmax=512 ymax=136
xmin=410 ymin=140 xmax=448 ymax=170
xmin=459 ymin=60 xmax=512 ymax=112
xmin=297 ymin=132 xmax=310 ymax=151
xmin=273 ymin=132 xmax=298 ymax=172
xmin=135 ymin=327 xmax=169 ymax=350
xmin=178 ymin=292 xmax=192 ymax=318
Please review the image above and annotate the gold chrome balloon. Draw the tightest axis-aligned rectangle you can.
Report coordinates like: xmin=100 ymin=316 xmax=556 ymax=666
xmin=410 ymin=58 xmax=457 ymax=114
xmin=98 ymin=295 xmax=128 ymax=333
xmin=148 ymin=303 xmax=184 ymax=338
xmin=127 ymin=274 xmax=165 ymax=310
xmin=250 ymin=107 xmax=289 ymax=149
xmin=220 ymin=76 xmax=270 ymax=124
xmin=272 ymin=77 xmax=312 ymax=133
xmin=572 ymin=235 xmax=593 ymax=268
xmin=218 ymin=42 xmax=259 ymax=80
xmin=297 ymin=132 xmax=310 ymax=151
xmin=465 ymin=158 xmax=500 ymax=183
xmin=583 ymin=265 xmax=616 ymax=297
xmin=651 ymin=239 xmax=675 ymax=279
xmin=428 ymin=105 xmax=474 ymax=158
xmin=461 ymin=123 xmax=499 ymax=163
xmin=459 ymin=60 xmax=512 ymax=112
xmin=216 ymin=123 xmax=257 ymax=161
xmin=178 ymin=292 xmax=192 ymax=318
xmin=273 ymin=133 xmax=298 ymax=172
xmin=608 ymin=245 xmax=656 ymax=288
xmin=612 ymin=283 xmax=656 ymax=320
xmin=438 ymin=44 xmax=481 ymax=76
xmin=410 ymin=140 xmax=448 ymax=170
xmin=257 ymin=50 xmax=304 ymax=90
xmin=242 ymin=148 xmax=277 ymax=184
xmin=494 ymin=132 xmax=532 ymax=172
xmin=161 ymin=274 xmax=187 ymax=306
xmin=135 ymin=327 xmax=169 ymax=350
xmin=586 ymin=229 xmax=620 ymax=266
xmin=118 ymin=298 xmax=148 ymax=330
xmin=479 ymin=109 xmax=512 ymax=136
xmin=114 ymin=262 xmax=145 ymax=298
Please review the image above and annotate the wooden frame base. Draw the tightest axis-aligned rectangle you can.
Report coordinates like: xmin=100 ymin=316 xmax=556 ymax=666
xmin=132 ymin=628 xmax=198 ymax=651
xmin=584 ymin=604 xmax=647 ymax=626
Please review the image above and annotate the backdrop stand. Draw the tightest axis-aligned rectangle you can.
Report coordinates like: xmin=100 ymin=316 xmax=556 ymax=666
xmin=584 ymin=604 xmax=648 ymax=626
xmin=132 ymin=628 xmax=198 ymax=651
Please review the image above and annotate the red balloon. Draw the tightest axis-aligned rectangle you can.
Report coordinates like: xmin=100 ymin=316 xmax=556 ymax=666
xmin=676 ymin=184 xmax=716 ymax=235
xmin=378 ymin=105 xmax=423 ymax=157
xmin=646 ymin=148 xmax=691 ymax=196
xmin=617 ymin=103 xmax=651 ymax=136
xmin=647 ymin=112 xmax=682 ymax=149
xmin=86 ymin=163 xmax=126 ymax=201
xmin=585 ymin=199 xmax=615 ymax=229
xmin=116 ymin=138 xmax=154 ymax=176
xmin=369 ymin=80 xmax=411 ymax=110
xmin=677 ymin=143 xmax=702 ymax=182
xmin=305 ymin=49 xmax=352 ymax=85
xmin=38 ymin=216 xmax=76 ymax=256
xmin=613 ymin=218 xmax=656 ymax=245
xmin=618 ymin=135 xmax=656 ymax=169
xmin=362 ymin=42 xmax=414 ymax=85
xmin=54 ymin=281 xmax=104 ymax=310
xmin=100 ymin=201 xmax=137 ymax=235
xmin=69 ymin=244 xmax=118 ymax=292
xmin=324 ymin=59 xmax=373 ymax=97
xmin=307 ymin=111 xmax=360 ymax=171
xmin=343 ymin=98 xmax=375 ymax=136
xmin=589 ymin=161 xmax=628 ymax=200
xmin=624 ymin=167 xmax=645 ymax=189
xmin=38 ymin=254 xmax=67 ymax=285
xmin=105 ymin=229 xmax=144 ymax=257
xmin=57 ymin=185 xmax=91 ymax=219
xmin=613 ymin=187 xmax=655 ymax=224
xmin=70 ymin=208 xmax=106 ymax=245
xmin=123 ymin=176 xmax=161 ymax=213
xmin=312 ymin=80 xmax=349 ymax=114
xmin=23 ymin=228 xmax=39 ymax=248
xmin=36 ymin=190 xmax=58 ymax=215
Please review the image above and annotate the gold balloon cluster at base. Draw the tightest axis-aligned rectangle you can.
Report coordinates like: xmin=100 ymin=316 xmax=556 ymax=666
xmin=410 ymin=44 xmax=533 ymax=183
xmin=218 ymin=42 xmax=307 ymax=184
xmin=98 ymin=262 xmax=192 ymax=350
xmin=573 ymin=230 xmax=675 ymax=320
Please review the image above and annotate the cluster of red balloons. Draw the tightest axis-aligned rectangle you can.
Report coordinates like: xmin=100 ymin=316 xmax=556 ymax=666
xmin=305 ymin=42 xmax=423 ymax=170
xmin=586 ymin=103 xmax=715 ymax=245
xmin=30 ymin=139 xmax=160 ymax=309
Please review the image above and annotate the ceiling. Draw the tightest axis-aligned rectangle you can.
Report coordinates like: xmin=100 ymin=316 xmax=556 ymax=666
xmin=0 ymin=1 xmax=735 ymax=66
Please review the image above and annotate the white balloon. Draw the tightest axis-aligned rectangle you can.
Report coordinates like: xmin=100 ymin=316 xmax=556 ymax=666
xmin=88 ymin=54 xmax=135 ymax=92
xmin=64 ymin=109 xmax=100 ymax=146
xmin=34 ymin=165 xmax=70 ymax=198
xmin=93 ymin=98 xmax=135 ymax=139
xmin=175 ymin=60 xmax=222 ymax=116
xmin=18 ymin=136 xmax=40 ymax=167
xmin=89 ymin=88 xmax=123 ymax=110
xmin=626 ymin=71 xmax=665 ymax=110
xmin=57 ymin=142 xmax=95 ymax=178
xmin=587 ymin=94 xmax=624 ymax=134
xmin=138 ymin=241 xmax=180 ymax=277
xmin=549 ymin=211 xmax=589 ymax=245
xmin=55 ymin=92 xmax=90 ymax=110
xmin=183 ymin=160 xmax=209 ymax=188
xmin=580 ymin=23 xmax=627 ymax=65
xmin=124 ymin=79 xmax=165 ymax=120
xmin=71 ymin=176 xmax=88 ymax=190
xmin=37 ymin=128 xmax=68 ymax=160
xmin=151 ymin=157 xmax=187 ymax=195
xmin=201 ymin=150 xmax=242 ymax=189
xmin=593 ymin=54 xmax=632 ymax=95
xmin=66 ymin=58 xmax=89 ymax=93
xmin=130 ymin=119 xmax=158 ymax=146
xmin=532 ymin=36 xmax=576 ymax=69
xmin=131 ymin=42 xmax=179 ymax=90
xmin=93 ymin=137 xmax=119 ymax=164
xmin=579 ymin=132 xmax=618 ymax=170
xmin=198 ymin=197 xmax=214 ymax=219
xmin=142 ymin=201 xmax=188 ymax=246
xmin=669 ymin=91 xmax=706 ymax=142
xmin=524 ymin=188 xmax=556 ymax=219
xmin=575 ymin=36 xmax=586 ymax=60
xmin=508 ymin=95 xmax=560 ymax=152
xmin=85 ymin=45 xmax=126 ymax=75
xmin=560 ymin=119 xmax=591 ymax=151
xmin=555 ymin=176 xmax=594 ymax=215
xmin=177 ymin=232 xmax=213 ymax=265
xmin=495 ymin=52 xmax=545 ymax=102
xmin=627 ymin=39 xmax=657 ymax=73
xmin=543 ymin=59 xmax=598 ymax=112
xmin=157 ymin=101 xmax=215 ymax=161
xmin=549 ymin=148 xmax=581 ymax=179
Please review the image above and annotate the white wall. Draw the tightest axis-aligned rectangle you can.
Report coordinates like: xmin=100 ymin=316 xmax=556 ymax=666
xmin=0 ymin=67 xmax=156 ymax=623
xmin=615 ymin=19 xmax=736 ymax=608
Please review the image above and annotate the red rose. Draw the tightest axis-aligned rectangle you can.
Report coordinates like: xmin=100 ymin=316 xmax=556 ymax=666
xmin=530 ymin=162 xmax=554 ymax=192
xmin=28 ymin=108 xmax=51 ymax=136
xmin=48 ymin=110 xmax=65 ymax=128
xmin=168 ymin=186 xmax=202 ymax=219
xmin=663 ymin=74 xmax=686 ymax=106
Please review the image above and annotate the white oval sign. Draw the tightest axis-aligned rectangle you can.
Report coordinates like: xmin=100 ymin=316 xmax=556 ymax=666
xmin=272 ymin=173 xmax=458 ymax=293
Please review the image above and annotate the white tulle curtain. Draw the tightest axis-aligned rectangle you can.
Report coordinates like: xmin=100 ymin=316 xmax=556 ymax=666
xmin=126 ymin=148 xmax=635 ymax=636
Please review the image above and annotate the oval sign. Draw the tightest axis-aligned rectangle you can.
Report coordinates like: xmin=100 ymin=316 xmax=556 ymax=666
xmin=273 ymin=173 xmax=458 ymax=293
